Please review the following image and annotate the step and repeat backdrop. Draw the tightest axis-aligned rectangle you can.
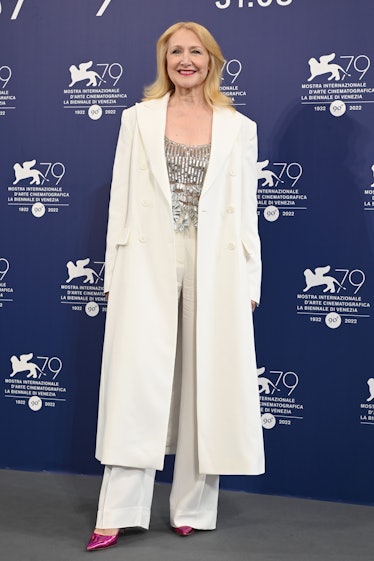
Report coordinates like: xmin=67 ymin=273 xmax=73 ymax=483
xmin=1 ymin=0 xmax=373 ymax=505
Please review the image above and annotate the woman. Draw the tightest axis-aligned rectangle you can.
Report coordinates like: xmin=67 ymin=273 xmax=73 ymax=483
xmin=87 ymin=21 xmax=264 ymax=552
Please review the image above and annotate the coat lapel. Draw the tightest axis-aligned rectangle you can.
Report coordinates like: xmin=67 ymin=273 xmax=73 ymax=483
xmin=202 ymin=107 xmax=241 ymax=197
xmin=135 ymin=94 xmax=171 ymax=205
xmin=135 ymin=95 xmax=241 ymax=202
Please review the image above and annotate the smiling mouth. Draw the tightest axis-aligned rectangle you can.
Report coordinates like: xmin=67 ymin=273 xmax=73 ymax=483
xmin=178 ymin=69 xmax=196 ymax=75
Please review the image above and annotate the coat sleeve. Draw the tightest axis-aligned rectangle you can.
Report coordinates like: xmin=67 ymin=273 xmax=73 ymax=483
xmin=103 ymin=107 xmax=136 ymax=293
xmin=241 ymin=119 xmax=262 ymax=305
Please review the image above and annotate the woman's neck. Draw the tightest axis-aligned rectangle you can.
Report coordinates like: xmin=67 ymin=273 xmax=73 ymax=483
xmin=165 ymin=92 xmax=213 ymax=146
xmin=169 ymin=87 xmax=209 ymax=110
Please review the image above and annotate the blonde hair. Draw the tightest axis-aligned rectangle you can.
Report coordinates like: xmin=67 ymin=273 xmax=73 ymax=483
xmin=143 ymin=21 xmax=234 ymax=110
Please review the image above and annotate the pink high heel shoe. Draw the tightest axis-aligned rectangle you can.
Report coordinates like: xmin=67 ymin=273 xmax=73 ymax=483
xmin=86 ymin=531 xmax=119 ymax=552
xmin=173 ymin=526 xmax=195 ymax=537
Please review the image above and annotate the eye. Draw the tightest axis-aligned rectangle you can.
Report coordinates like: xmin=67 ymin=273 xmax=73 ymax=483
xmin=170 ymin=48 xmax=181 ymax=54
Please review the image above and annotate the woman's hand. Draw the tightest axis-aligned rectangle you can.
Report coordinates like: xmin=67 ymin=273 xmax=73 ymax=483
xmin=251 ymin=300 xmax=256 ymax=312
xmin=105 ymin=292 xmax=109 ymax=301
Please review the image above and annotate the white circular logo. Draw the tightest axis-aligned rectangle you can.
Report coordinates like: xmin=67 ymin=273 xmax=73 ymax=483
xmin=32 ymin=203 xmax=46 ymax=218
xmin=261 ymin=413 xmax=276 ymax=429
xmin=88 ymin=104 xmax=103 ymax=120
xmin=330 ymin=100 xmax=346 ymax=117
xmin=264 ymin=205 xmax=280 ymax=222
xmin=28 ymin=396 xmax=42 ymax=411
xmin=325 ymin=312 xmax=342 ymax=329
xmin=85 ymin=301 xmax=100 ymax=317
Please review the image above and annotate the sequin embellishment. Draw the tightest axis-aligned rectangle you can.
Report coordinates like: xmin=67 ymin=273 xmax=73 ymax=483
xmin=165 ymin=137 xmax=211 ymax=232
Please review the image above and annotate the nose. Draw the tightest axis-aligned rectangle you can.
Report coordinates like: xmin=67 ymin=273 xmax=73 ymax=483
xmin=180 ymin=50 xmax=192 ymax=66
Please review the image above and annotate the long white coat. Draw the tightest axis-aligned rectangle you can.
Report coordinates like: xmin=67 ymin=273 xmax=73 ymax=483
xmin=95 ymin=94 xmax=265 ymax=475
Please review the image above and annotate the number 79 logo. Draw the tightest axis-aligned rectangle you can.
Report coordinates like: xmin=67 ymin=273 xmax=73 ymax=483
xmin=96 ymin=0 xmax=112 ymax=16
xmin=0 ymin=1 xmax=113 ymax=18
xmin=0 ymin=0 xmax=25 ymax=19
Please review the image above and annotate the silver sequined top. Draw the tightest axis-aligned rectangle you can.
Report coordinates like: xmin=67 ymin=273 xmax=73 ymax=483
xmin=165 ymin=137 xmax=211 ymax=232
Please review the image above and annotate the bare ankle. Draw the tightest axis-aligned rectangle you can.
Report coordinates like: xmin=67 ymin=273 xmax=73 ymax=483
xmin=94 ymin=528 xmax=118 ymax=536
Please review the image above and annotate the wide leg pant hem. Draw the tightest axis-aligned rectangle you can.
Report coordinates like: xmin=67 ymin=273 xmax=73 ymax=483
xmin=170 ymin=508 xmax=217 ymax=530
xmin=96 ymin=506 xmax=151 ymax=530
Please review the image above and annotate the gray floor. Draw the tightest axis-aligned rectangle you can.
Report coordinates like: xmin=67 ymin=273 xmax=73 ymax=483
xmin=1 ymin=469 xmax=373 ymax=561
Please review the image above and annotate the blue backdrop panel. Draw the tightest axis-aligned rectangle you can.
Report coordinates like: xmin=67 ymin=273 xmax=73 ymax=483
xmin=0 ymin=0 xmax=373 ymax=505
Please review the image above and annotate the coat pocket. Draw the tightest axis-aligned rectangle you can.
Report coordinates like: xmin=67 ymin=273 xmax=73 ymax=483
xmin=116 ymin=227 xmax=130 ymax=246
xmin=241 ymin=236 xmax=252 ymax=259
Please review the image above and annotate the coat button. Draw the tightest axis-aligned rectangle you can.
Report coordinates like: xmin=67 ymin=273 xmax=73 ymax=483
xmin=226 ymin=205 xmax=235 ymax=213
xmin=139 ymin=162 xmax=147 ymax=170
xmin=227 ymin=242 xmax=236 ymax=250
xmin=141 ymin=199 xmax=151 ymax=206
xmin=229 ymin=169 xmax=237 ymax=176
xmin=139 ymin=235 xmax=147 ymax=243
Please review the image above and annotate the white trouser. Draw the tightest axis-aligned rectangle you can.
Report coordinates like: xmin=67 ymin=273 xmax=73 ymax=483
xmin=96 ymin=227 xmax=220 ymax=530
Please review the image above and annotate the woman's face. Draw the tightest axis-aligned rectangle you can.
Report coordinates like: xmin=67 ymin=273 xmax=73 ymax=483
xmin=166 ymin=28 xmax=210 ymax=93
